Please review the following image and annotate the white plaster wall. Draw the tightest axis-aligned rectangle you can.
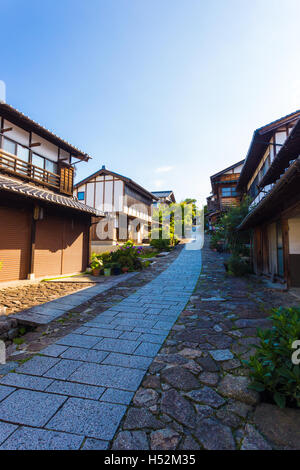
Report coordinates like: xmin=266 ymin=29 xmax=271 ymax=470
xmin=268 ymin=223 xmax=277 ymax=274
xmin=60 ymin=149 xmax=70 ymax=162
xmin=233 ymin=164 xmax=243 ymax=173
xmin=104 ymin=180 xmax=113 ymax=211
xmin=31 ymin=133 xmax=58 ymax=161
xmin=3 ymin=120 xmax=30 ymax=146
xmin=114 ymin=180 xmax=123 ymax=211
xmin=86 ymin=181 xmax=95 ymax=207
xmin=95 ymin=181 xmax=104 ymax=211
xmin=289 ymin=218 xmax=300 ymax=254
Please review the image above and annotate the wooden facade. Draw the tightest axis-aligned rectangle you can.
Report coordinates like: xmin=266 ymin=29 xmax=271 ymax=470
xmin=0 ymin=103 xmax=98 ymax=282
xmin=74 ymin=167 xmax=157 ymax=245
xmin=237 ymin=110 xmax=300 ymax=288
xmin=206 ymin=160 xmax=244 ymax=229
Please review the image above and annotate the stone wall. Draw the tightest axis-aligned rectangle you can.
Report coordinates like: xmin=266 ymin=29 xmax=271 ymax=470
xmin=0 ymin=316 xmax=19 ymax=342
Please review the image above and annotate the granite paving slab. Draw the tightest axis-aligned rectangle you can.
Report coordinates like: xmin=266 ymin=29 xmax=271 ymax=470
xmin=0 ymin=373 xmax=53 ymax=391
xmin=0 ymin=389 xmax=67 ymax=427
xmin=11 ymin=272 xmax=138 ymax=326
xmin=0 ymin=422 xmax=18 ymax=445
xmin=46 ymin=398 xmax=126 ymax=440
xmin=0 ymin=245 xmax=202 ymax=448
xmin=0 ymin=385 xmax=16 ymax=401
xmin=0 ymin=426 xmax=83 ymax=450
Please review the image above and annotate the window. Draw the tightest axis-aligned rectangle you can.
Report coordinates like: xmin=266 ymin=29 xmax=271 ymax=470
xmin=77 ymin=191 xmax=85 ymax=201
xmin=32 ymin=153 xmax=44 ymax=169
xmin=2 ymin=137 xmax=16 ymax=155
xmin=221 ymin=187 xmax=238 ymax=197
xmin=249 ymin=175 xmax=259 ymax=199
xmin=45 ymin=159 xmax=58 ymax=174
xmin=17 ymin=144 xmax=29 ymax=162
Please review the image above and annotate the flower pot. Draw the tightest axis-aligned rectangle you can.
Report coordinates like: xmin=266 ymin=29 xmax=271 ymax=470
xmin=92 ymin=268 xmax=101 ymax=276
xmin=104 ymin=268 xmax=111 ymax=276
xmin=122 ymin=267 xmax=129 ymax=273
xmin=112 ymin=267 xmax=122 ymax=275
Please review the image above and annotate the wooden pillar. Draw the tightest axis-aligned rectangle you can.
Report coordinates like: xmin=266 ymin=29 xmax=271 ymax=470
xmin=282 ymin=218 xmax=290 ymax=287
xmin=28 ymin=206 xmax=38 ymax=280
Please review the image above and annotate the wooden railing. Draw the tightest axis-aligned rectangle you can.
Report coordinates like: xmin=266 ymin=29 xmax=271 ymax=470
xmin=0 ymin=148 xmax=73 ymax=195
xmin=215 ymin=173 xmax=240 ymax=183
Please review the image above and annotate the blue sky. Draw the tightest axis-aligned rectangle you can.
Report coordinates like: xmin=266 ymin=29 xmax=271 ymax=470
xmin=1 ymin=0 xmax=300 ymax=204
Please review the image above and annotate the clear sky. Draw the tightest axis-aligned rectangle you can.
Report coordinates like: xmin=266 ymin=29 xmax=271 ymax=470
xmin=1 ymin=0 xmax=300 ymax=205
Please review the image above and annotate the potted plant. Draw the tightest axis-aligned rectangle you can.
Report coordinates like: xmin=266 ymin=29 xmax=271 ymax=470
xmin=122 ymin=266 xmax=129 ymax=273
xmin=90 ymin=257 xmax=102 ymax=276
xmin=104 ymin=263 xmax=112 ymax=276
xmin=111 ymin=262 xmax=122 ymax=275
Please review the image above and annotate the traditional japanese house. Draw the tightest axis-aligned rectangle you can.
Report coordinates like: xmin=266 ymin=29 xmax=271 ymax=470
xmin=0 ymin=102 xmax=102 ymax=282
xmin=237 ymin=110 xmax=300 ymax=287
xmin=206 ymin=160 xmax=244 ymax=229
xmin=74 ymin=167 xmax=157 ymax=246
xmin=151 ymin=190 xmax=176 ymax=207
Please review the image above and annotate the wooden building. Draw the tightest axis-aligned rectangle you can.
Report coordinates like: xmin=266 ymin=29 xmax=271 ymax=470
xmin=206 ymin=160 xmax=244 ymax=229
xmin=237 ymin=110 xmax=300 ymax=287
xmin=151 ymin=190 xmax=176 ymax=206
xmin=0 ymin=102 xmax=102 ymax=282
xmin=74 ymin=167 xmax=157 ymax=245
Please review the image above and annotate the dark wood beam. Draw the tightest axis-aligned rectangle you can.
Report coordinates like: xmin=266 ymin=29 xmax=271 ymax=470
xmin=29 ymin=142 xmax=41 ymax=148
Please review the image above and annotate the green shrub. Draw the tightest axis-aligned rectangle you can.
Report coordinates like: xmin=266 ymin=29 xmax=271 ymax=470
xmin=150 ymin=238 xmax=171 ymax=251
xmin=90 ymin=253 xmax=103 ymax=270
xmin=245 ymin=306 xmax=300 ymax=408
xmin=227 ymin=254 xmax=251 ymax=276
xmin=90 ymin=242 xmax=144 ymax=272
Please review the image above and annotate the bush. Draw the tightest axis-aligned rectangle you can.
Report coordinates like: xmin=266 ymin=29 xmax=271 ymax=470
xmin=245 ymin=306 xmax=300 ymax=408
xmin=227 ymin=254 xmax=251 ymax=276
xmin=90 ymin=241 xmax=144 ymax=272
xmin=150 ymin=238 xmax=171 ymax=251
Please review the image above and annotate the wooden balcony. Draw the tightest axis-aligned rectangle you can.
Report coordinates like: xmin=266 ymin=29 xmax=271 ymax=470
xmin=0 ymin=148 xmax=73 ymax=195
xmin=207 ymin=199 xmax=220 ymax=212
xmin=214 ymin=173 xmax=240 ymax=183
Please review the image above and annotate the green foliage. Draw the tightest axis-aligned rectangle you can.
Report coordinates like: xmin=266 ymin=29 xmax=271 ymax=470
xmin=210 ymin=228 xmax=225 ymax=251
xmin=245 ymin=307 xmax=300 ymax=408
xmin=220 ymin=197 xmax=251 ymax=254
xmin=150 ymin=237 xmax=171 ymax=251
xmin=151 ymin=199 xmax=198 ymax=248
xmin=91 ymin=241 xmax=144 ymax=272
xmin=13 ymin=337 xmax=25 ymax=345
xmin=227 ymin=254 xmax=251 ymax=276
xmin=90 ymin=253 xmax=103 ymax=270
xmin=211 ymin=197 xmax=251 ymax=255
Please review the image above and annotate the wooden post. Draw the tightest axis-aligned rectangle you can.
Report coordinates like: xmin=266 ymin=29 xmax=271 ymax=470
xmin=282 ymin=218 xmax=290 ymax=287
xmin=28 ymin=206 xmax=38 ymax=280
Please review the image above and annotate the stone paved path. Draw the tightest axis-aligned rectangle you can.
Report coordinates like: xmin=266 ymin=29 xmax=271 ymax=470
xmin=111 ymin=240 xmax=300 ymax=451
xmin=11 ymin=273 xmax=138 ymax=326
xmin=0 ymin=245 xmax=202 ymax=450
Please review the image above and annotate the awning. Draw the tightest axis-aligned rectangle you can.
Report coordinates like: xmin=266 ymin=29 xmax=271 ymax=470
xmin=0 ymin=174 xmax=104 ymax=216
xmin=259 ymin=119 xmax=300 ymax=188
xmin=237 ymin=158 xmax=300 ymax=231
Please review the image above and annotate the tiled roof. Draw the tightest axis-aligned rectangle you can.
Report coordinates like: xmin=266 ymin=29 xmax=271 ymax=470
xmin=0 ymin=175 xmax=103 ymax=216
xmin=0 ymin=103 xmax=91 ymax=161
xmin=210 ymin=160 xmax=245 ymax=180
xmin=151 ymin=191 xmax=173 ymax=198
xmin=237 ymin=110 xmax=300 ymax=191
xmin=75 ymin=167 xmax=158 ymax=201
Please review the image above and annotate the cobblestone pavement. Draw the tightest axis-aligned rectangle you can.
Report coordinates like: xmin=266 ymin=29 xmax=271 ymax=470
xmin=112 ymin=242 xmax=300 ymax=451
xmin=0 ymin=244 xmax=201 ymax=450
xmin=0 ymin=282 xmax=96 ymax=315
